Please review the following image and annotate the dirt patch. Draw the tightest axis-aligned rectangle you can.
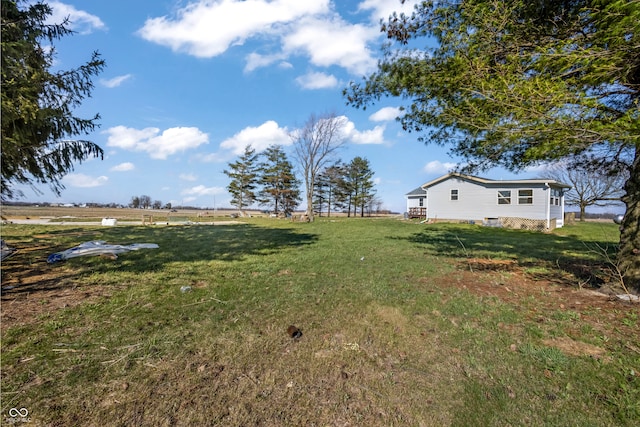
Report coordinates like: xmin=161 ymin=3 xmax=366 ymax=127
xmin=466 ymin=258 xmax=518 ymax=271
xmin=542 ymin=336 xmax=607 ymax=358
xmin=373 ymin=305 xmax=409 ymax=332
xmin=432 ymin=259 xmax=639 ymax=355
xmin=1 ymin=245 xmax=120 ymax=331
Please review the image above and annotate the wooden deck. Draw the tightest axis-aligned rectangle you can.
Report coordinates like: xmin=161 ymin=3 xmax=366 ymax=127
xmin=408 ymin=207 xmax=427 ymax=218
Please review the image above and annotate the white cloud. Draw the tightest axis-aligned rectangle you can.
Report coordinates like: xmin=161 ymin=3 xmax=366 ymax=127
xmin=357 ymin=0 xmax=419 ymax=23
xmin=179 ymin=173 xmax=198 ymax=181
xmin=200 ymin=152 xmax=227 ymax=163
xmin=220 ymin=120 xmax=290 ymax=155
xmin=101 ymin=74 xmax=132 ymax=88
xmin=47 ymin=1 xmax=106 ymax=34
xmin=137 ymin=0 xmax=379 ymax=75
xmin=341 ymin=119 xmax=386 ymax=145
xmin=110 ymin=162 xmax=135 ymax=172
xmin=137 ymin=0 xmax=330 ymax=58
xmin=64 ymin=173 xmax=108 ymax=188
xmin=181 ymin=185 xmax=226 ymax=196
xmin=295 ymin=71 xmax=338 ymax=89
xmin=283 ymin=16 xmax=378 ymax=75
xmin=524 ymin=161 xmax=562 ymax=174
xmin=244 ymin=52 xmax=286 ymax=73
xmin=369 ymin=106 xmax=402 ymax=122
xmin=423 ymin=160 xmax=456 ymax=174
xmin=351 ymin=125 xmax=386 ymax=145
xmin=105 ymin=126 xmax=209 ymax=159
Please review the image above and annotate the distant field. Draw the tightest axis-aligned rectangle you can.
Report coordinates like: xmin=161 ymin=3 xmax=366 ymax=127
xmin=0 ymin=205 xmax=398 ymax=222
xmin=1 ymin=205 xmax=248 ymax=221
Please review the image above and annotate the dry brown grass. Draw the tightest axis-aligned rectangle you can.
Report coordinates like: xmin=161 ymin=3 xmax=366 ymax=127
xmin=35 ymin=303 xmax=462 ymax=426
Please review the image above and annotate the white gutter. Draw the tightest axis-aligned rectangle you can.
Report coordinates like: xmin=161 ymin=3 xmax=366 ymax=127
xmin=544 ymin=182 xmax=550 ymax=229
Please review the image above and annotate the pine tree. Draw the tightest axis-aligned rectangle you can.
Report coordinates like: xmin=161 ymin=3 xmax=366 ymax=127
xmin=1 ymin=0 xmax=106 ymax=199
xmin=258 ymin=145 xmax=300 ymax=216
xmin=314 ymin=162 xmax=345 ymax=217
xmin=348 ymin=157 xmax=376 ymax=217
xmin=224 ymin=145 xmax=260 ymax=214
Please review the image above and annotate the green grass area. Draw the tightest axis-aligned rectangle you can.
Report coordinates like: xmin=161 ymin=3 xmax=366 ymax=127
xmin=1 ymin=219 xmax=638 ymax=426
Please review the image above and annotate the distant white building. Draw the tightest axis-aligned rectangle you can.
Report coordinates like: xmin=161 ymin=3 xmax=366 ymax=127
xmin=406 ymin=173 xmax=571 ymax=230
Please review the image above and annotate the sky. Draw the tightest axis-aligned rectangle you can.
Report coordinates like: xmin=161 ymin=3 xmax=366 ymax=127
xmin=14 ymin=0 xmax=608 ymax=213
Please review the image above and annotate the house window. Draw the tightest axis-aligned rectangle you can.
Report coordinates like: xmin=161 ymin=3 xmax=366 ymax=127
xmin=419 ymin=197 xmax=424 ymax=207
xmin=518 ymin=189 xmax=533 ymax=204
xmin=450 ymin=189 xmax=458 ymax=201
xmin=498 ymin=190 xmax=511 ymax=205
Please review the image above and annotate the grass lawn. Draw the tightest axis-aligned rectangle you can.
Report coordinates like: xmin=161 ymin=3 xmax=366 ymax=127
xmin=1 ymin=219 xmax=638 ymax=426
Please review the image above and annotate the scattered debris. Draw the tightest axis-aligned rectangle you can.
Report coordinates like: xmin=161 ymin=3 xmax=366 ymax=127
xmin=287 ymin=325 xmax=302 ymax=339
xmin=616 ymin=294 xmax=640 ymax=303
xmin=101 ymin=218 xmax=117 ymax=226
xmin=1 ymin=240 xmax=16 ymax=261
xmin=47 ymin=240 xmax=159 ymax=263
xmin=180 ymin=286 xmax=192 ymax=293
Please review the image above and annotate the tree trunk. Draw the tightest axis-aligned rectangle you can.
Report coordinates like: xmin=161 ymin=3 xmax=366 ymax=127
xmin=618 ymin=146 xmax=640 ymax=292
xmin=579 ymin=204 xmax=586 ymax=221
xmin=305 ymin=178 xmax=315 ymax=222
xmin=306 ymin=196 xmax=314 ymax=221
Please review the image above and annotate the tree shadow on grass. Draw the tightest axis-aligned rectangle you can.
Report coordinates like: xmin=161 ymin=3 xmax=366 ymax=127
xmin=100 ymin=223 xmax=318 ymax=264
xmin=1 ymin=223 xmax=318 ymax=297
xmin=399 ymin=224 xmax=619 ymax=287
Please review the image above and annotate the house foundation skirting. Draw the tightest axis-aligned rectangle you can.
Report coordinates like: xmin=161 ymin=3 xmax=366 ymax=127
xmin=426 ymin=217 xmax=557 ymax=232
xmin=498 ymin=217 xmax=556 ymax=232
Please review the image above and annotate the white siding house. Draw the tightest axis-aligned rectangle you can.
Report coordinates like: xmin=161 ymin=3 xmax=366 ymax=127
xmin=406 ymin=173 xmax=571 ymax=230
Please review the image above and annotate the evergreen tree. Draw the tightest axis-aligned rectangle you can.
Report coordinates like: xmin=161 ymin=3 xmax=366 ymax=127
xmin=337 ymin=157 xmax=377 ymax=217
xmin=348 ymin=157 xmax=376 ymax=217
xmin=1 ymin=0 xmax=106 ymax=199
xmin=258 ymin=145 xmax=301 ymax=216
xmin=314 ymin=162 xmax=346 ymax=217
xmin=224 ymin=145 xmax=260 ymax=214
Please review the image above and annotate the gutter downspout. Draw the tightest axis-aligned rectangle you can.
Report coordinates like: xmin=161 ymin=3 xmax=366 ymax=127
xmin=561 ymin=187 xmax=566 ymax=227
xmin=425 ymin=189 xmax=429 ymax=222
xmin=544 ymin=183 xmax=550 ymax=229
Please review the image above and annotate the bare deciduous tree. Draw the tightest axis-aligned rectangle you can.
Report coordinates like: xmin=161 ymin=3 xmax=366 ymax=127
xmin=541 ymin=161 xmax=627 ymax=221
xmin=291 ymin=113 xmax=348 ymax=222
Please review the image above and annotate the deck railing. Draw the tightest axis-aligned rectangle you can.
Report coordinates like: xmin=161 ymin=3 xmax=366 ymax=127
xmin=408 ymin=207 xmax=427 ymax=218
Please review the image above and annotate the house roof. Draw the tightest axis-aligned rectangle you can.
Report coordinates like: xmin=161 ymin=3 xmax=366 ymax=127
xmin=405 ymin=186 xmax=427 ymax=196
xmin=420 ymin=173 xmax=572 ymax=190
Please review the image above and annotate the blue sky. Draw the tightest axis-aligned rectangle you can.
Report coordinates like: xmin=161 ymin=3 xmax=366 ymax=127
xmin=21 ymin=0 xmax=546 ymax=212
